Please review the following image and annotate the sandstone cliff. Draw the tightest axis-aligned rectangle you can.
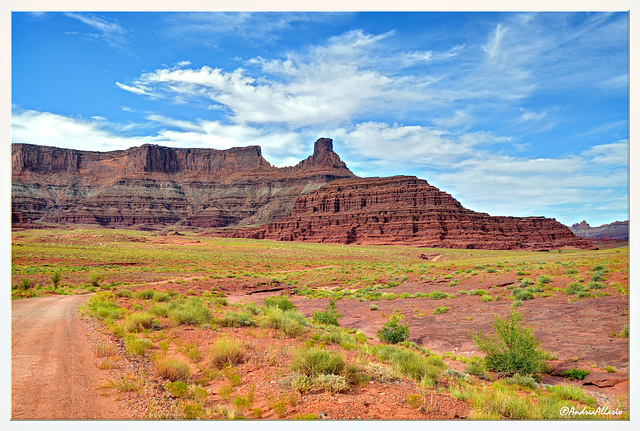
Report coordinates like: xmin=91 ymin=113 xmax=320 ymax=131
xmin=234 ymin=176 xmax=595 ymax=250
xmin=11 ymin=138 xmax=355 ymax=227
xmin=570 ymin=220 xmax=629 ymax=240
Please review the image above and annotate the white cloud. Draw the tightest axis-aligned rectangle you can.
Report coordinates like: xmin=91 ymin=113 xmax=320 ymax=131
xmin=64 ymin=13 xmax=129 ymax=50
xmin=11 ymin=109 xmax=306 ymax=167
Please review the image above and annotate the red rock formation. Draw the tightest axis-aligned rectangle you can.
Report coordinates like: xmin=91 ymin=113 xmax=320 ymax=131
xmin=571 ymin=220 xmax=629 ymax=240
xmin=11 ymin=139 xmax=355 ymax=227
xmin=235 ymin=176 xmax=596 ymax=250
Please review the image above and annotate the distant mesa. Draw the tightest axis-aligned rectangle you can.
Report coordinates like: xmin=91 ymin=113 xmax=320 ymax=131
xmin=570 ymin=220 xmax=628 ymax=241
xmin=11 ymin=138 xmax=595 ymax=250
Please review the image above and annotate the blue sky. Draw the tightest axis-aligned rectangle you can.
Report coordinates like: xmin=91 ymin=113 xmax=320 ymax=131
xmin=11 ymin=10 xmax=629 ymax=227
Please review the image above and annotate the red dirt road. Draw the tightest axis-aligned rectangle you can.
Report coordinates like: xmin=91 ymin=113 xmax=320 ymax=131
xmin=11 ymin=295 xmax=123 ymax=419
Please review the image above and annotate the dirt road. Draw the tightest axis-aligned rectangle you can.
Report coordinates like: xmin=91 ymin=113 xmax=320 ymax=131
xmin=11 ymin=294 xmax=123 ymax=419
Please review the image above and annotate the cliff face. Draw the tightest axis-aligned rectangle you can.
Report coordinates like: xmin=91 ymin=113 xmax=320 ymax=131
xmin=11 ymin=139 xmax=355 ymax=227
xmin=570 ymin=220 xmax=629 ymax=240
xmin=234 ymin=176 xmax=596 ymax=250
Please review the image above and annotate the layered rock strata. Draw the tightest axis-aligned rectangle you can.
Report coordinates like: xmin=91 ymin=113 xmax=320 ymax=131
xmin=11 ymin=138 xmax=355 ymax=227
xmin=234 ymin=176 xmax=596 ymax=250
xmin=570 ymin=220 xmax=629 ymax=241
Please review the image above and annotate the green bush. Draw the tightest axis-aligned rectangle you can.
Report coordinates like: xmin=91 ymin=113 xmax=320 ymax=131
xmin=290 ymin=348 xmax=345 ymax=377
xmin=561 ymin=368 xmax=589 ymax=380
xmin=115 ymin=288 xmax=134 ymax=298
xmin=51 ymin=269 xmax=62 ymax=288
xmin=90 ymin=273 xmax=104 ymax=287
xmin=135 ymin=289 xmax=155 ymax=300
xmin=587 ymin=281 xmax=605 ymax=289
xmin=209 ymin=335 xmax=246 ymax=368
xmin=565 ymin=282 xmax=586 ymax=295
xmin=219 ymin=311 xmax=254 ymax=327
xmin=591 ymin=271 xmax=606 ymax=282
xmin=263 ymin=294 xmax=295 ymax=311
xmin=20 ymin=278 xmax=31 ymax=290
xmin=472 ymin=310 xmax=546 ymax=376
xmin=519 ymin=278 xmax=534 ymax=288
xmin=370 ymin=304 xmax=378 ymax=311
xmin=429 ymin=291 xmax=449 ymax=300
xmin=312 ymin=374 xmax=349 ymax=394
xmin=469 ymin=289 xmax=488 ymax=296
xmin=154 ymin=357 xmax=192 ymax=381
xmin=537 ymin=275 xmax=552 ymax=285
xmin=312 ymin=300 xmax=342 ymax=326
xmin=259 ymin=307 xmax=309 ymax=338
xmin=512 ymin=288 xmax=534 ymax=301
xmin=167 ymin=298 xmax=211 ymax=326
xmin=377 ymin=313 xmax=409 ymax=344
xmin=122 ymin=312 xmax=160 ymax=333
xmin=164 ymin=381 xmax=189 ymax=397
xmin=433 ymin=306 xmax=448 ymax=315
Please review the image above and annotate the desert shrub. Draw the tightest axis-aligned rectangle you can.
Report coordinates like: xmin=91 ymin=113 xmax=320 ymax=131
xmin=122 ymin=312 xmax=160 ymax=333
xmin=20 ymin=278 xmax=31 ymax=290
xmin=469 ymin=289 xmax=488 ymax=296
xmin=587 ymin=281 xmax=605 ymax=290
xmin=313 ymin=374 xmax=349 ymax=394
xmin=429 ymin=291 xmax=449 ymax=300
xmin=164 ymin=381 xmax=189 ymax=397
xmin=591 ymin=271 xmax=606 ymax=282
xmin=152 ymin=291 xmax=171 ymax=302
xmin=565 ymin=282 xmax=586 ymax=295
xmin=135 ymin=289 xmax=155 ymax=300
xmin=433 ymin=306 xmax=448 ymax=315
xmin=180 ymin=402 xmax=204 ymax=420
xmin=370 ymin=304 xmax=378 ymax=311
xmin=290 ymin=348 xmax=345 ymax=377
xmin=472 ymin=310 xmax=546 ymax=376
xmin=486 ymin=268 xmax=497 ymax=273
xmin=481 ymin=294 xmax=494 ymax=302
xmin=503 ymin=373 xmax=539 ymax=389
xmin=512 ymin=289 xmax=534 ymax=301
xmin=209 ymin=335 xmax=246 ymax=368
xmin=51 ymin=269 xmax=62 ymax=288
xmin=290 ymin=373 xmax=312 ymax=393
xmin=219 ymin=311 xmax=254 ymax=327
xmin=89 ymin=272 xmax=104 ymax=287
xmin=565 ymin=268 xmax=579 ymax=275
xmin=561 ymin=368 xmax=589 ymax=380
xmin=605 ymin=366 xmax=616 ymax=373
xmin=168 ymin=297 xmax=211 ymax=326
xmin=465 ymin=360 xmax=491 ymax=380
xmin=443 ymin=368 xmax=470 ymax=382
xmin=124 ymin=335 xmax=153 ymax=356
xmin=377 ymin=313 xmax=409 ymax=344
xmin=312 ymin=300 xmax=342 ymax=326
xmin=241 ymin=302 xmax=260 ymax=315
xmin=154 ymin=357 xmax=192 ymax=381
xmin=519 ymin=278 xmax=534 ymax=288
xmin=259 ymin=307 xmax=309 ymax=337
xmin=537 ymin=275 xmax=552 ymax=284
xmin=148 ymin=302 xmax=170 ymax=317
xmin=263 ymin=294 xmax=295 ymax=311
xmin=87 ymin=292 xmax=124 ymax=320
xmin=406 ymin=394 xmax=422 ymax=408
xmin=115 ymin=288 xmax=134 ymax=298
xmin=592 ymin=264 xmax=606 ymax=272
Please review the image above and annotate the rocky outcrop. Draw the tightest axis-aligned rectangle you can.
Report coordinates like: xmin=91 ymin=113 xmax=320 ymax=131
xmin=570 ymin=220 xmax=629 ymax=240
xmin=234 ymin=176 xmax=596 ymax=250
xmin=11 ymin=139 xmax=355 ymax=227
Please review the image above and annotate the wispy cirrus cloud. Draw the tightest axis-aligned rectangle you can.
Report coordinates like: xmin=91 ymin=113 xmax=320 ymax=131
xmin=64 ymin=13 xmax=129 ymax=51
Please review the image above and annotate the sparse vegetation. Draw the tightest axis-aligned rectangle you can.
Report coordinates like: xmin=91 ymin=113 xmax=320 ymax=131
xmin=377 ymin=313 xmax=409 ymax=344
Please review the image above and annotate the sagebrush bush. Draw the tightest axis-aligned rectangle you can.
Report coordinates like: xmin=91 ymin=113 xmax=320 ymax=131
xmin=377 ymin=313 xmax=409 ymax=344
xmin=312 ymin=300 xmax=342 ymax=326
xmin=209 ymin=335 xmax=246 ymax=368
xmin=561 ymin=368 xmax=589 ymax=380
xmin=219 ymin=311 xmax=254 ymax=327
xmin=290 ymin=348 xmax=345 ymax=377
xmin=313 ymin=374 xmax=349 ymax=394
xmin=433 ymin=306 xmax=448 ymax=315
xmin=135 ymin=289 xmax=155 ymax=300
xmin=258 ymin=307 xmax=309 ymax=338
xmin=154 ymin=357 xmax=191 ymax=381
xmin=263 ymin=294 xmax=295 ymax=311
xmin=122 ymin=312 xmax=160 ymax=333
xmin=168 ymin=298 xmax=211 ymax=326
xmin=512 ymin=288 xmax=534 ymax=301
xmin=51 ymin=269 xmax=62 ymax=288
xmin=472 ymin=310 xmax=546 ymax=376
xmin=565 ymin=282 xmax=586 ymax=295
